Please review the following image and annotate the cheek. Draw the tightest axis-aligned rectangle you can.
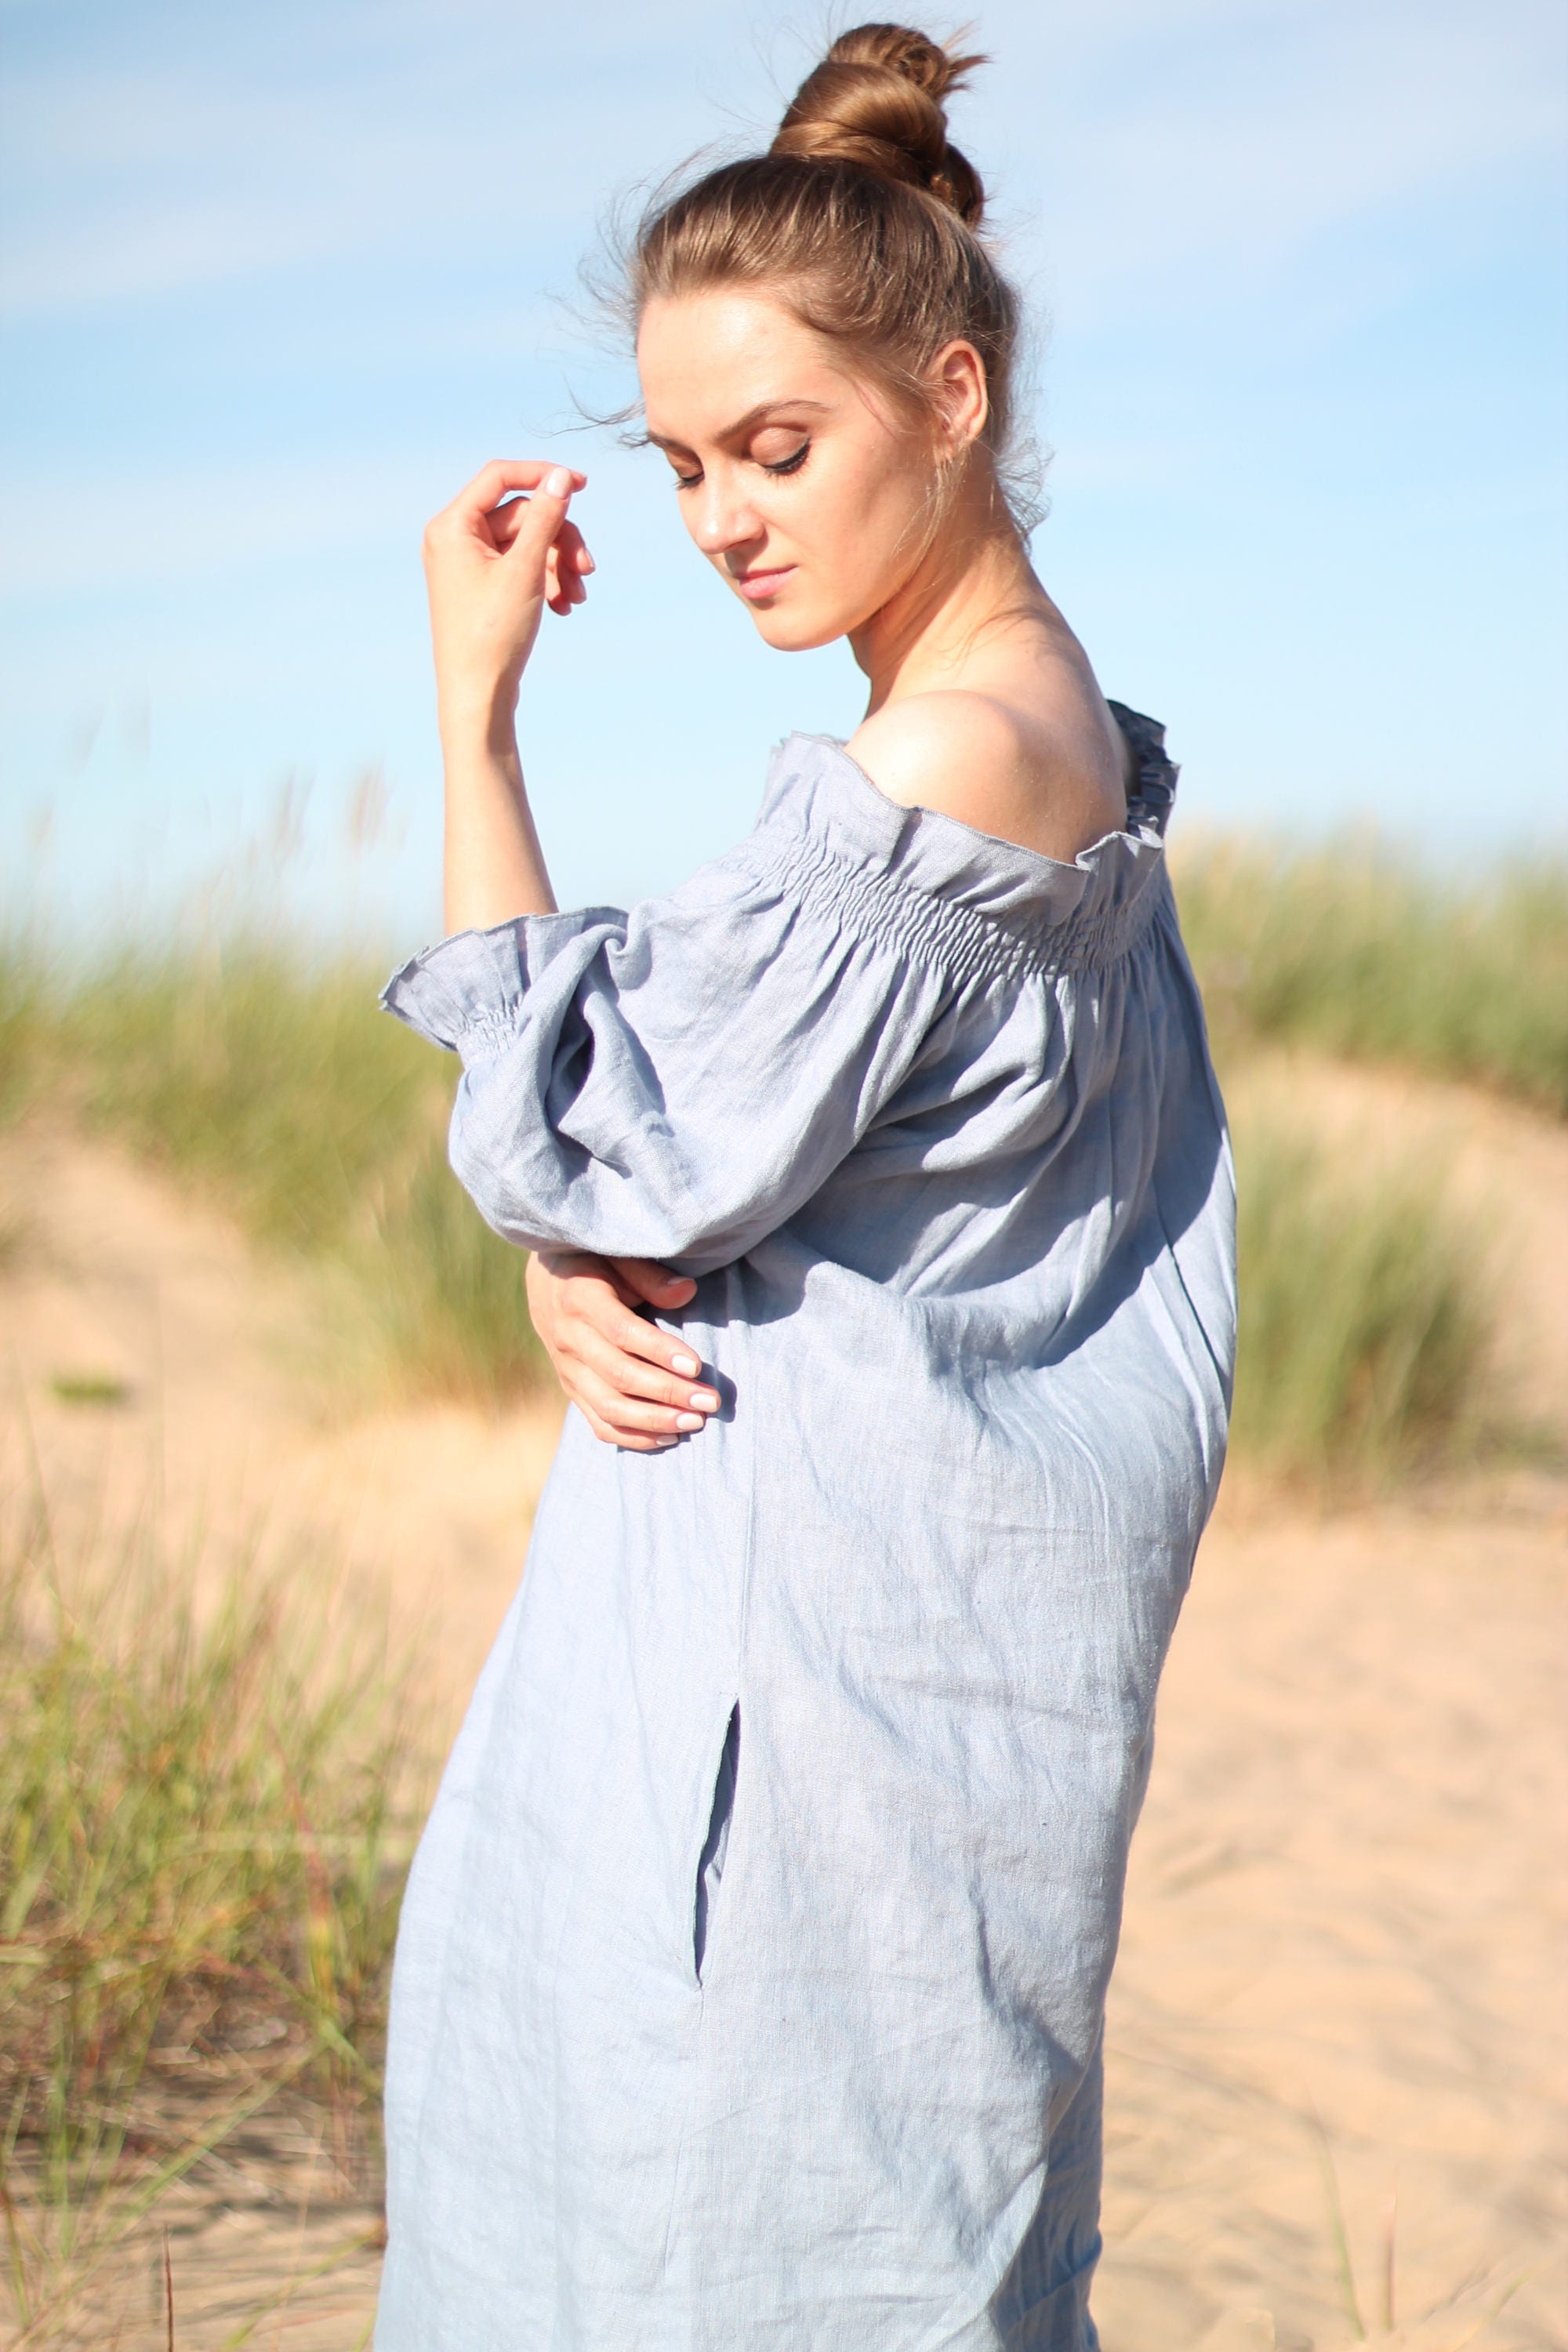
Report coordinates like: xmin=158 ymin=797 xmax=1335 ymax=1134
xmin=796 ymin=448 xmax=931 ymax=601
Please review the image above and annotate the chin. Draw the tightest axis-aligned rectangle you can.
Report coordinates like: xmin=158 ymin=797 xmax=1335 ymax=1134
xmin=746 ymin=598 xmax=857 ymax=655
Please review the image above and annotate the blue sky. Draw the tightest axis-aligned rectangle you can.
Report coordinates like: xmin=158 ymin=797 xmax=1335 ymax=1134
xmin=2 ymin=0 xmax=1563 ymax=942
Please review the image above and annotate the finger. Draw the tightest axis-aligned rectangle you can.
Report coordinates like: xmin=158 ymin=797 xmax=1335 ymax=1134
xmin=503 ymin=465 xmax=579 ymax=571
xmin=543 ymin=540 xmax=588 ymax=616
xmin=573 ymin=1363 xmax=708 ymax=1436
xmin=425 ymin=464 xmax=589 ymax=563
xmin=449 ymin=459 xmax=586 ymax=525
xmin=499 ymin=510 xmax=593 ymax=582
xmin=610 ymin=1257 xmax=698 ymax=1312
xmin=567 ymin=1313 xmax=718 ymax=1404
xmin=537 ymin=1255 xmax=641 ymax=1316
xmin=567 ymin=1288 xmax=709 ymax=1383
xmin=490 ymin=498 xmax=528 ymax=552
xmin=569 ymin=1327 xmax=718 ymax=1417
xmin=576 ymin=1400 xmax=676 ymax=1453
xmin=556 ymin=519 xmax=594 ymax=576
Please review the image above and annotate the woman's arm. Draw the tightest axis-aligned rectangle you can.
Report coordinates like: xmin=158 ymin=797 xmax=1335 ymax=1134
xmin=423 ymin=459 xmax=724 ymax=1447
xmin=422 ymin=458 xmax=593 ymax=933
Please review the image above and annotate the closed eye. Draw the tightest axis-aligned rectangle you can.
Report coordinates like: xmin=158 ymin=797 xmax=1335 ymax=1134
xmin=671 ymin=441 xmax=809 ymax=493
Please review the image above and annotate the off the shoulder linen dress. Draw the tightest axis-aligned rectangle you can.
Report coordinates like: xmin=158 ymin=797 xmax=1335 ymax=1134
xmin=374 ymin=709 xmax=1236 ymax=2352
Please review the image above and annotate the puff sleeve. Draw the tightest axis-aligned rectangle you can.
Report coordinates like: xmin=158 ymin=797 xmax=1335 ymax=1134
xmin=379 ymin=847 xmax=951 ymax=1276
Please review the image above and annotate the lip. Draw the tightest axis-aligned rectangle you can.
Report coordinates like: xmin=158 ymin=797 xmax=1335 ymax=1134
xmin=735 ymin=564 xmax=795 ymax=601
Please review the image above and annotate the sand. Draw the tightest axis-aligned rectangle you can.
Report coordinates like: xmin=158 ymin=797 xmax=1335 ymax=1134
xmin=2 ymin=1068 xmax=1563 ymax=2350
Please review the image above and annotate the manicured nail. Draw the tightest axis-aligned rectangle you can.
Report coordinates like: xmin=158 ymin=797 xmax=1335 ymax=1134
xmin=690 ymin=1388 xmax=720 ymax=1412
xmin=545 ymin=466 xmax=572 ymax=496
xmin=676 ymin=1412 xmax=704 ymax=1432
xmin=672 ymin=1352 xmax=701 ymax=1377
xmin=579 ymin=548 xmax=596 ymax=572
xmin=655 ymin=1435 xmax=680 ymax=1448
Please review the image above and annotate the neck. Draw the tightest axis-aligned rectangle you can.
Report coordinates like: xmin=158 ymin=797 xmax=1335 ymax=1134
xmin=848 ymin=468 xmax=1047 ymax=710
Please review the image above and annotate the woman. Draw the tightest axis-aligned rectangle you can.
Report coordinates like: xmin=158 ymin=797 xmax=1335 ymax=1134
xmin=376 ymin=24 xmax=1236 ymax=2351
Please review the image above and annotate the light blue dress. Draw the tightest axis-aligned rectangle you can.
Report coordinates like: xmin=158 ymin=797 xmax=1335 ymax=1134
xmin=375 ymin=711 xmax=1236 ymax=2352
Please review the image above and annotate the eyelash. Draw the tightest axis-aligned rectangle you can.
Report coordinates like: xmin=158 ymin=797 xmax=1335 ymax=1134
xmin=673 ymin=441 xmax=811 ymax=492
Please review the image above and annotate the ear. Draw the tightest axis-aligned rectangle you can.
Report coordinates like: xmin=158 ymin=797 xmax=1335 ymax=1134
xmin=928 ymin=340 xmax=989 ymax=458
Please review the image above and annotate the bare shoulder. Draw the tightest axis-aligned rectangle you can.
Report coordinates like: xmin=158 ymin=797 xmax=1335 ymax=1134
xmin=845 ymin=690 xmax=1128 ymax=862
xmin=847 ymin=692 xmax=1029 ymax=810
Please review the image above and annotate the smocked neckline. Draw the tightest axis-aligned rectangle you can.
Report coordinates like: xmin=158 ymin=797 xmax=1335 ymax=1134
xmin=753 ymin=727 xmax=1174 ymax=981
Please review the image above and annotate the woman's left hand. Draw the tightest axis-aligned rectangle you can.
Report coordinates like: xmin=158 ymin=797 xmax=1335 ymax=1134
xmin=422 ymin=459 xmax=594 ymax=723
xmin=526 ymin=1249 xmax=723 ymax=1450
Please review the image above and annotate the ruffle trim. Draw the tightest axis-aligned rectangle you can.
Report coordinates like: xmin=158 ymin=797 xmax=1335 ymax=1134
xmin=1107 ymin=702 xmax=1179 ymax=840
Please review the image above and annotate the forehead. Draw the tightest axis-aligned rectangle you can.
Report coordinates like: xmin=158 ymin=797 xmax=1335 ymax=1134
xmin=637 ymin=287 xmax=843 ymax=437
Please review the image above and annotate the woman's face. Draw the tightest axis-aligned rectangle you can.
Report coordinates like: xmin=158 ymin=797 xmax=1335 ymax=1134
xmin=636 ymin=287 xmax=950 ymax=652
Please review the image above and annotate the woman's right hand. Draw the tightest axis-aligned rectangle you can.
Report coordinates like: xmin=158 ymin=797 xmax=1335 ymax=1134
xmin=422 ymin=459 xmax=593 ymax=724
xmin=525 ymin=1250 xmax=722 ymax=1450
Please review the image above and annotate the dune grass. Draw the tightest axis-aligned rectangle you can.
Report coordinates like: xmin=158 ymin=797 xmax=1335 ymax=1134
xmin=0 ymin=935 xmax=546 ymax=1404
xmin=0 ymin=1496 xmax=421 ymax=2339
xmin=37 ymin=941 xmax=437 ymax=1254
xmin=1229 ymin=1107 xmax=1497 ymax=1485
xmin=1177 ymin=840 xmax=1568 ymax=1116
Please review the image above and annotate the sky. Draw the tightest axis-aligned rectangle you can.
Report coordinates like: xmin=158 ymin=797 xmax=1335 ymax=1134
xmin=2 ymin=0 xmax=1564 ymax=944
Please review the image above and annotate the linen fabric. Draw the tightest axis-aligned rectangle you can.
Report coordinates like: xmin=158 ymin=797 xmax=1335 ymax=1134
xmin=373 ymin=713 xmax=1236 ymax=2351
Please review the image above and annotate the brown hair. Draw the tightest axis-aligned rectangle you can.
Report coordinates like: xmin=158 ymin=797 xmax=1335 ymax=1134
xmin=617 ymin=24 xmax=1037 ymax=532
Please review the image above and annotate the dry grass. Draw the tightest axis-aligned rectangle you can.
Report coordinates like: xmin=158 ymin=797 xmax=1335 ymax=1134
xmin=0 ymin=1492 xmax=424 ymax=2342
xmin=1178 ymin=840 xmax=1568 ymax=1116
xmin=0 ymin=935 xmax=545 ymax=1406
xmin=1229 ymin=1105 xmax=1499 ymax=1487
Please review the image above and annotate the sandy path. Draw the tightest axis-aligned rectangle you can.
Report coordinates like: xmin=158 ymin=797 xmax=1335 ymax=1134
xmin=2 ymin=1076 xmax=1564 ymax=2350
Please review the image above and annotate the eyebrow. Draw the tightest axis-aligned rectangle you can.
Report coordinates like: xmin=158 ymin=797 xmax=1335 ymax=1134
xmin=643 ymin=397 xmax=832 ymax=452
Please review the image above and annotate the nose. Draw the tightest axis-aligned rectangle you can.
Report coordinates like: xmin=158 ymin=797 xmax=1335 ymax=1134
xmin=692 ymin=474 xmax=762 ymax=557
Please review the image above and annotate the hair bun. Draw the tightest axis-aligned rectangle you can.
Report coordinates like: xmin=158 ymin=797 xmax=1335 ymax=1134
xmin=770 ymin=22 xmax=986 ymax=227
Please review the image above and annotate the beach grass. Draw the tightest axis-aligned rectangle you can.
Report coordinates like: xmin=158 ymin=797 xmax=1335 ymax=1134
xmin=0 ymin=935 xmax=546 ymax=1404
xmin=0 ymin=1494 xmax=422 ymax=2341
xmin=1229 ymin=1105 xmax=1497 ymax=1486
xmin=1176 ymin=840 xmax=1568 ymax=1116
xmin=41 ymin=941 xmax=437 ymax=1254
xmin=361 ymin=1128 xmax=545 ymax=1399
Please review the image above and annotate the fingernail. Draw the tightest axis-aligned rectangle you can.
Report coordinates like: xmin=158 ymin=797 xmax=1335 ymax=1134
xmin=655 ymin=1435 xmax=681 ymax=1448
xmin=690 ymin=1388 xmax=720 ymax=1412
xmin=580 ymin=548 xmax=596 ymax=571
xmin=672 ymin=1353 xmax=701 ymax=1377
xmin=545 ymin=466 xmax=572 ymax=497
xmin=676 ymin=1412 xmax=704 ymax=1432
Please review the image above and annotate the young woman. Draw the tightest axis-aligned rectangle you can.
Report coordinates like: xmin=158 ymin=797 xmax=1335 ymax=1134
xmin=375 ymin=25 xmax=1236 ymax=2350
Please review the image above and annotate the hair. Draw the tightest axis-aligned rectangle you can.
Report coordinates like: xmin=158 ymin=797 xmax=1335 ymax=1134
xmin=613 ymin=24 xmax=1040 ymax=535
